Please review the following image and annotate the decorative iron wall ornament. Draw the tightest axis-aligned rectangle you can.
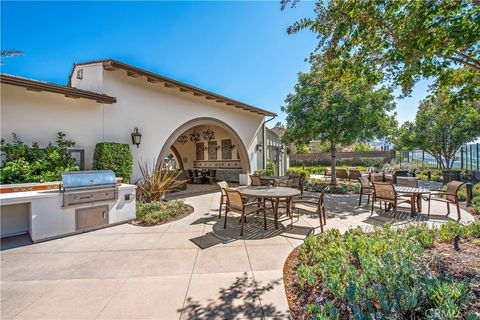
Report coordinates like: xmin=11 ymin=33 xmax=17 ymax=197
xmin=203 ymin=128 xmax=215 ymax=141
xmin=189 ymin=129 xmax=200 ymax=144
xmin=176 ymin=135 xmax=188 ymax=145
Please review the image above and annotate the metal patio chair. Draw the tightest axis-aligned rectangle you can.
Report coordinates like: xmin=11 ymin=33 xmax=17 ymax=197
xmin=292 ymin=188 xmax=327 ymax=233
xmin=224 ymin=188 xmax=266 ymax=236
xmin=427 ymin=181 xmax=464 ymax=220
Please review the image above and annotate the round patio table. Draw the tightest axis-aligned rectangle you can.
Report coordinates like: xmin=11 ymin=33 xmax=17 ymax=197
xmin=237 ymin=186 xmax=300 ymax=229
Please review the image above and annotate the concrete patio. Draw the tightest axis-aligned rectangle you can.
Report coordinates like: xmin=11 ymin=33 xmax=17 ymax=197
xmin=1 ymin=192 xmax=474 ymax=320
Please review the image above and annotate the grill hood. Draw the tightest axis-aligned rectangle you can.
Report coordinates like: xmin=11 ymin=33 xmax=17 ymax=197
xmin=62 ymin=170 xmax=116 ymax=190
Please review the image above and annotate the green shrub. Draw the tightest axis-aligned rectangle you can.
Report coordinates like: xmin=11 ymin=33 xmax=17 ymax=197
xmin=0 ymin=132 xmax=78 ymax=184
xmin=254 ymin=169 xmax=267 ymax=176
xmin=296 ymin=225 xmax=473 ymax=319
xmin=439 ymin=221 xmax=464 ymax=242
xmin=464 ymin=222 xmax=480 ymax=238
xmin=93 ymin=142 xmax=133 ymax=182
xmin=407 ymin=224 xmax=437 ymax=249
xmin=136 ymin=200 xmax=189 ymax=225
xmin=265 ymin=161 xmax=275 ymax=176
xmin=357 ymin=157 xmax=384 ymax=168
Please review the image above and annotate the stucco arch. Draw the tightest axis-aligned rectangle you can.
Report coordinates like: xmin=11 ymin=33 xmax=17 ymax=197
xmin=157 ymin=117 xmax=251 ymax=174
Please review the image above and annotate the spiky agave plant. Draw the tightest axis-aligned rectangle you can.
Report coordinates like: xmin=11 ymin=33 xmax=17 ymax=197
xmin=136 ymin=160 xmax=187 ymax=202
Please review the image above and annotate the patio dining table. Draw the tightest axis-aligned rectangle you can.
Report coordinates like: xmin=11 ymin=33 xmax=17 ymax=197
xmin=237 ymin=186 xmax=301 ymax=229
xmin=394 ymin=185 xmax=430 ymax=216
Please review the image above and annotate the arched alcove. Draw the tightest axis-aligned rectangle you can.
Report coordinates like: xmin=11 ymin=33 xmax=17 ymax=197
xmin=157 ymin=117 xmax=251 ymax=174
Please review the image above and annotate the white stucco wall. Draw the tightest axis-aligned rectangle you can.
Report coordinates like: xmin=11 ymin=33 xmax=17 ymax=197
xmin=98 ymin=68 xmax=264 ymax=180
xmin=69 ymin=63 xmax=104 ymax=93
xmin=1 ymin=63 xmax=266 ymax=182
xmin=1 ymin=84 xmax=104 ymax=169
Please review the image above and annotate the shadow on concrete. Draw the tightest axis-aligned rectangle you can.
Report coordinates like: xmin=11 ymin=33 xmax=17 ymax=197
xmin=179 ymin=272 xmax=288 ymax=319
xmin=1 ymin=234 xmax=33 ymax=251
xmin=190 ymin=216 xmax=287 ymax=250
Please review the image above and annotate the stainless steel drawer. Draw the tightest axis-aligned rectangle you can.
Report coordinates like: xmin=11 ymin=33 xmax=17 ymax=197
xmin=63 ymin=188 xmax=117 ymax=207
xmin=76 ymin=205 xmax=109 ymax=230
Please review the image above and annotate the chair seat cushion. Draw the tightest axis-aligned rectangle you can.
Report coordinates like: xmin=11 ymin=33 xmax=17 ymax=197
xmin=293 ymin=203 xmax=318 ymax=213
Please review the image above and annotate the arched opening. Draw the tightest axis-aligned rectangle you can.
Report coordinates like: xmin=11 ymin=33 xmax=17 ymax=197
xmin=157 ymin=117 xmax=251 ymax=184
xmin=162 ymin=145 xmax=184 ymax=170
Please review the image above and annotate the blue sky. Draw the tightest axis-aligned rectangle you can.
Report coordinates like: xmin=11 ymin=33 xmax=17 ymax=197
xmin=1 ymin=1 xmax=427 ymax=127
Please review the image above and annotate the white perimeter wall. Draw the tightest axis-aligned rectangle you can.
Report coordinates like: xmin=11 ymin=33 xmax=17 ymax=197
xmin=1 ymin=64 xmax=265 ymax=181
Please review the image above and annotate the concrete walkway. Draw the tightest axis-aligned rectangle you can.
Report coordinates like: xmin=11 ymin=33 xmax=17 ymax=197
xmin=1 ymin=192 xmax=474 ymax=320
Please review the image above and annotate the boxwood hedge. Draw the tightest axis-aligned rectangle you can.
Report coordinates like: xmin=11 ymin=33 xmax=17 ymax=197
xmin=93 ymin=142 xmax=133 ymax=182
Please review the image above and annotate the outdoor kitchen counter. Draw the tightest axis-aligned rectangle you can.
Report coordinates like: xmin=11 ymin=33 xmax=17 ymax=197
xmin=0 ymin=184 xmax=137 ymax=242
xmin=0 ymin=184 xmax=135 ymax=205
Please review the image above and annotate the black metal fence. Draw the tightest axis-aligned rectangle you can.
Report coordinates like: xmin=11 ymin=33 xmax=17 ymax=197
xmin=396 ymin=143 xmax=480 ymax=171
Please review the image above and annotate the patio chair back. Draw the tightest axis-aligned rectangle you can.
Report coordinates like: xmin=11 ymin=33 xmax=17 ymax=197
xmin=319 ymin=187 xmax=327 ymax=205
xmin=396 ymin=177 xmax=418 ymax=188
xmin=370 ymin=173 xmax=384 ymax=183
xmin=372 ymin=182 xmax=396 ymax=202
xmin=359 ymin=176 xmax=372 ymax=188
xmin=276 ymin=179 xmax=293 ymax=187
xmin=348 ymin=169 xmax=362 ymax=180
xmin=217 ymin=181 xmax=229 ymax=195
xmin=445 ymin=181 xmax=464 ymax=202
xmin=250 ymin=175 xmax=262 ymax=186
xmin=336 ymin=169 xmax=349 ymax=180
xmin=225 ymin=188 xmax=244 ymax=211
xmin=366 ymin=167 xmax=377 ymax=173
xmin=289 ymin=175 xmax=301 ymax=188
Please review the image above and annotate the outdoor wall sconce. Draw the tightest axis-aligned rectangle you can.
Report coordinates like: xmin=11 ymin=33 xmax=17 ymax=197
xmin=279 ymin=145 xmax=285 ymax=153
xmin=216 ymin=146 xmax=221 ymax=150
xmin=177 ymin=135 xmax=188 ymax=145
xmin=256 ymin=143 xmax=263 ymax=152
xmin=131 ymin=127 xmax=142 ymax=148
xmin=231 ymin=144 xmax=236 ymax=149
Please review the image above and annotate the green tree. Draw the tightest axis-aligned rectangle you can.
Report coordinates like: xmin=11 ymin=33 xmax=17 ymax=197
xmin=351 ymin=143 xmax=373 ymax=152
xmin=283 ymin=0 xmax=480 ymax=100
xmin=396 ymin=89 xmax=480 ymax=169
xmin=295 ymin=143 xmax=310 ymax=154
xmin=282 ymin=56 xmax=397 ymax=184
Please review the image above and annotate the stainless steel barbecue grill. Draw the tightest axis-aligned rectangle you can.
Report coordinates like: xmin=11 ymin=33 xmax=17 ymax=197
xmin=61 ymin=170 xmax=118 ymax=207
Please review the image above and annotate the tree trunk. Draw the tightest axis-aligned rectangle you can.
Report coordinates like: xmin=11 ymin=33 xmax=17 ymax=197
xmin=444 ymin=154 xmax=451 ymax=170
xmin=330 ymin=141 xmax=337 ymax=185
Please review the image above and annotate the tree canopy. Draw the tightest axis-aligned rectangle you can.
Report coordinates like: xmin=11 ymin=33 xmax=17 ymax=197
xmin=282 ymin=56 xmax=397 ymax=183
xmin=396 ymin=88 xmax=480 ymax=169
xmin=283 ymin=0 xmax=480 ymax=100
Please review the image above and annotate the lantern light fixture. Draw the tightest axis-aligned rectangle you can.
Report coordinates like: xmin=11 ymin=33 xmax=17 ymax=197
xmin=131 ymin=127 xmax=142 ymax=148
xmin=256 ymin=143 xmax=263 ymax=152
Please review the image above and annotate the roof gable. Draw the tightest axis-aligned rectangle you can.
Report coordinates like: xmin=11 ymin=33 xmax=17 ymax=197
xmin=72 ymin=59 xmax=275 ymax=116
